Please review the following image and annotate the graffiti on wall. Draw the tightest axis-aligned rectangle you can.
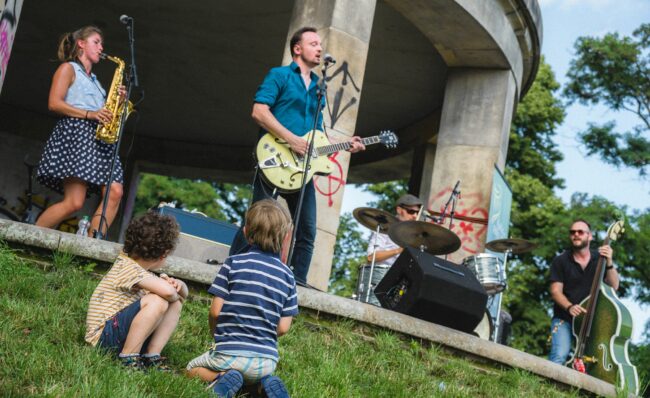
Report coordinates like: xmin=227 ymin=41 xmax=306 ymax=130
xmin=313 ymin=152 xmax=346 ymax=207
xmin=0 ymin=0 xmax=22 ymax=93
xmin=431 ymin=187 xmax=488 ymax=256
xmin=324 ymin=61 xmax=361 ymax=129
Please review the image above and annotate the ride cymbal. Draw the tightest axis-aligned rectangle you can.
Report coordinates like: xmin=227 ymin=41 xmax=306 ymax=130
xmin=388 ymin=220 xmax=461 ymax=255
xmin=485 ymin=238 xmax=537 ymax=254
xmin=352 ymin=207 xmax=399 ymax=234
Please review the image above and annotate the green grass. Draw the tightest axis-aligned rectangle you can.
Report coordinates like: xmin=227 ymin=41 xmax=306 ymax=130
xmin=0 ymin=243 xmax=582 ymax=397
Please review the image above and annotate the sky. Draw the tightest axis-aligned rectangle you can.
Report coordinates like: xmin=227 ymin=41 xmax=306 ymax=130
xmin=341 ymin=0 xmax=649 ymax=342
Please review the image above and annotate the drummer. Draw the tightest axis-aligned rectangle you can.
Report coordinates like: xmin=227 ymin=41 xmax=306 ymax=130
xmin=366 ymin=194 xmax=423 ymax=267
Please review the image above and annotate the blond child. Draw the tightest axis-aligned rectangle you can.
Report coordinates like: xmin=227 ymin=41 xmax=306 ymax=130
xmin=187 ymin=199 xmax=297 ymax=398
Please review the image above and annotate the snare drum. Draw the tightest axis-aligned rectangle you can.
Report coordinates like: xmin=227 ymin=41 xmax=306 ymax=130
xmin=462 ymin=253 xmax=505 ymax=295
xmin=356 ymin=265 xmax=391 ymax=306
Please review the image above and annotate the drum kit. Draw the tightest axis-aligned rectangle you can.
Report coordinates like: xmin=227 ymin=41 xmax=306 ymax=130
xmin=352 ymin=206 xmax=536 ymax=343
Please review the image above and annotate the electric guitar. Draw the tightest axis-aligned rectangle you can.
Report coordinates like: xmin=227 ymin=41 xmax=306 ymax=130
xmin=256 ymin=130 xmax=398 ymax=193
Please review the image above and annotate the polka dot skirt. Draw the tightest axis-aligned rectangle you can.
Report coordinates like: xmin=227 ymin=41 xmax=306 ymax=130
xmin=37 ymin=117 xmax=124 ymax=195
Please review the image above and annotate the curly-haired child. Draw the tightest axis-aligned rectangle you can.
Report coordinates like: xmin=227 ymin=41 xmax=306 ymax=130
xmin=187 ymin=199 xmax=298 ymax=398
xmin=85 ymin=211 xmax=188 ymax=370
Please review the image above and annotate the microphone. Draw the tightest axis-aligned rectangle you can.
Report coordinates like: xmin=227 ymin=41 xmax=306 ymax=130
xmin=323 ymin=53 xmax=336 ymax=65
xmin=452 ymin=179 xmax=461 ymax=197
xmin=119 ymin=15 xmax=133 ymax=24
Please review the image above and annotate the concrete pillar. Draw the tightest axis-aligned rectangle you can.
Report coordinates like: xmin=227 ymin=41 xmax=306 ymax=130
xmin=419 ymin=68 xmax=517 ymax=264
xmin=0 ymin=0 xmax=24 ymax=93
xmin=283 ymin=0 xmax=377 ymax=290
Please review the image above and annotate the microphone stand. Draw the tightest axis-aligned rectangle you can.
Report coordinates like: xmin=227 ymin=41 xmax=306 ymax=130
xmin=435 ymin=181 xmax=460 ymax=260
xmin=95 ymin=20 xmax=138 ymax=239
xmin=286 ymin=61 xmax=331 ymax=279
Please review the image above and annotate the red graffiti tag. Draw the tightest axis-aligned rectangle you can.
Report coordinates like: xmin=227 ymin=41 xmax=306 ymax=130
xmin=314 ymin=152 xmax=345 ymax=207
xmin=430 ymin=187 xmax=488 ymax=261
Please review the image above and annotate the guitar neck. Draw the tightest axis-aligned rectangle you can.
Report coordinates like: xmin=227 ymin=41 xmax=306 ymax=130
xmin=317 ymin=135 xmax=382 ymax=156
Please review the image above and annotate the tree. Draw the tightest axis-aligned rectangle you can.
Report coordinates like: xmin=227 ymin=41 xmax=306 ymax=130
xmin=134 ymin=173 xmax=250 ymax=224
xmin=509 ymin=58 xmax=566 ymax=189
xmin=564 ymin=23 xmax=650 ymax=176
xmin=329 ymin=213 xmax=367 ymax=297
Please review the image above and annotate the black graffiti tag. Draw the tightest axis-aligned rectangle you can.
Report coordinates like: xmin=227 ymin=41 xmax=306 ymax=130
xmin=325 ymin=61 xmax=360 ymax=128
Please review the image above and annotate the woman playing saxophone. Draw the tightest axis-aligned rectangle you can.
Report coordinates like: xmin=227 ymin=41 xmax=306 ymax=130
xmin=36 ymin=25 xmax=126 ymax=236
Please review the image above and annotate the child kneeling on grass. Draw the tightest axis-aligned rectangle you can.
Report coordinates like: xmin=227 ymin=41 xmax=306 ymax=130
xmin=187 ymin=199 xmax=298 ymax=398
xmin=85 ymin=211 xmax=188 ymax=370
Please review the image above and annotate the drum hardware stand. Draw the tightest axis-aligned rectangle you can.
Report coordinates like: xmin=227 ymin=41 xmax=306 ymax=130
xmin=435 ymin=180 xmax=461 ymax=261
xmin=491 ymin=248 xmax=511 ymax=343
xmin=361 ymin=223 xmax=383 ymax=302
xmin=286 ymin=57 xmax=334 ymax=275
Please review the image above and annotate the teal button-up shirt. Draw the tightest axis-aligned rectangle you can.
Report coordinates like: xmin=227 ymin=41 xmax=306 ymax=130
xmin=254 ymin=61 xmax=324 ymax=137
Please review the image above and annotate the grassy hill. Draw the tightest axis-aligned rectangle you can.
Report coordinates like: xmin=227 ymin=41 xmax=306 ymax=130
xmin=0 ymin=243 xmax=582 ymax=397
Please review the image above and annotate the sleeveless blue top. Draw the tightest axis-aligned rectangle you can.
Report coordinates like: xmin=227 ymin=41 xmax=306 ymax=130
xmin=64 ymin=62 xmax=106 ymax=111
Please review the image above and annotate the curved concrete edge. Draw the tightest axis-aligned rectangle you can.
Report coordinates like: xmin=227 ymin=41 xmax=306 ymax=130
xmin=514 ymin=0 xmax=543 ymax=96
xmin=0 ymin=219 xmax=219 ymax=284
xmin=297 ymin=287 xmax=619 ymax=397
xmin=0 ymin=219 xmax=628 ymax=397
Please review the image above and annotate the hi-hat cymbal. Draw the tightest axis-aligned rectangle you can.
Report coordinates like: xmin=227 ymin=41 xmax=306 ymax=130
xmin=485 ymin=238 xmax=537 ymax=254
xmin=352 ymin=207 xmax=399 ymax=233
xmin=388 ymin=221 xmax=461 ymax=255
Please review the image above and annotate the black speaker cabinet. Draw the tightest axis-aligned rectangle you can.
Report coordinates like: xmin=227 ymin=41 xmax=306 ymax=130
xmin=375 ymin=247 xmax=488 ymax=333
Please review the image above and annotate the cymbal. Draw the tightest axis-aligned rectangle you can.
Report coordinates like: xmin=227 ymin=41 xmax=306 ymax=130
xmin=388 ymin=221 xmax=461 ymax=255
xmin=485 ymin=238 xmax=537 ymax=254
xmin=352 ymin=207 xmax=399 ymax=233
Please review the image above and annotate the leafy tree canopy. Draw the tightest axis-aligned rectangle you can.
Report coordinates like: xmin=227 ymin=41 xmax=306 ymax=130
xmin=564 ymin=24 xmax=650 ymax=176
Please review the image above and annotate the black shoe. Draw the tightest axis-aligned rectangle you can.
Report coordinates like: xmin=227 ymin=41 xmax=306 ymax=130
xmin=142 ymin=354 xmax=173 ymax=372
xmin=120 ymin=354 xmax=144 ymax=371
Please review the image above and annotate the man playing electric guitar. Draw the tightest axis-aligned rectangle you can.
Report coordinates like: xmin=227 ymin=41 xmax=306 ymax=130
xmin=229 ymin=26 xmax=365 ymax=285
xmin=548 ymin=219 xmax=620 ymax=365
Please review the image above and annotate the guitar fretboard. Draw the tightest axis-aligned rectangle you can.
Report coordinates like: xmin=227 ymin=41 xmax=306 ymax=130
xmin=317 ymin=136 xmax=381 ymax=156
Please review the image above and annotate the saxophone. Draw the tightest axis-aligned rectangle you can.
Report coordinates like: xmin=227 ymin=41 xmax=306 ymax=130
xmin=95 ymin=53 xmax=135 ymax=144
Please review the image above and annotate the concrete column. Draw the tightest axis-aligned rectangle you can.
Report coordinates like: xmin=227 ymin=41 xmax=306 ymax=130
xmin=283 ymin=0 xmax=377 ymax=290
xmin=0 ymin=0 xmax=24 ymax=93
xmin=419 ymin=68 xmax=517 ymax=264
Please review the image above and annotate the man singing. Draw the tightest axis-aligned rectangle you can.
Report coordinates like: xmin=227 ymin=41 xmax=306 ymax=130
xmin=229 ymin=27 xmax=365 ymax=285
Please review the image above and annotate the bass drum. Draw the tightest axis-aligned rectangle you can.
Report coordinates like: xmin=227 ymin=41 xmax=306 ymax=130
xmin=472 ymin=311 xmax=494 ymax=340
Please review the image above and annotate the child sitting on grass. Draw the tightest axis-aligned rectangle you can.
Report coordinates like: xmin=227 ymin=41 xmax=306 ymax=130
xmin=85 ymin=211 xmax=188 ymax=370
xmin=187 ymin=199 xmax=298 ymax=398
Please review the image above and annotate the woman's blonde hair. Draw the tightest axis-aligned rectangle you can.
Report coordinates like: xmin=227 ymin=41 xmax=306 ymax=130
xmin=245 ymin=199 xmax=292 ymax=254
xmin=57 ymin=26 xmax=103 ymax=62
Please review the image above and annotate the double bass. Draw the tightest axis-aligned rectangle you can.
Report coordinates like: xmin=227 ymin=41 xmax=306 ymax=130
xmin=567 ymin=219 xmax=639 ymax=394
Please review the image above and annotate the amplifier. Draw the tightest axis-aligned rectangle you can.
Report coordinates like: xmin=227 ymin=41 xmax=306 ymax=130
xmin=375 ymin=247 xmax=488 ymax=333
xmin=157 ymin=206 xmax=239 ymax=264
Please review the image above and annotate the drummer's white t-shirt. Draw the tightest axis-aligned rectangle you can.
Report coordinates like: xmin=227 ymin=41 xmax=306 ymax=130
xmin=367 ymin=232 xmax=401 ymax=268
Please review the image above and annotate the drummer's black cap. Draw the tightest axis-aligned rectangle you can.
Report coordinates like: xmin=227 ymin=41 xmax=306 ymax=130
xmin=396 ymin=194 xmax=423 ymax=207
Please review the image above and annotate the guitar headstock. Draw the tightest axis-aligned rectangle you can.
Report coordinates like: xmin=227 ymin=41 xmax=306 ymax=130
xmin=606 ymin=219 xmax=625 ymax=242
xmin=378 ymin=130 xmax=398 ymax=149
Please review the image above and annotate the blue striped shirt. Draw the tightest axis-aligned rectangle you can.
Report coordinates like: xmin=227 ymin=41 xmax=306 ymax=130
xmin=208 ymin=247 xmax=299 ymax=360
